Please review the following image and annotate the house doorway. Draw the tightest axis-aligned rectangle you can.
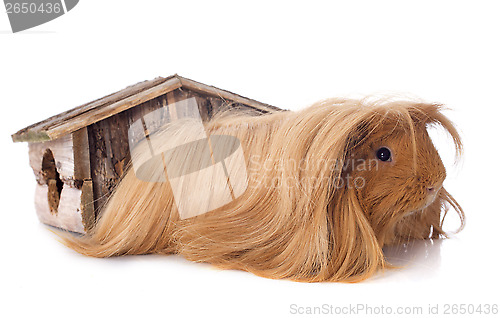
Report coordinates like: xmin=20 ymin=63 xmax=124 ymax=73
xmin=41 ymin=149 xmax=64 ymax=214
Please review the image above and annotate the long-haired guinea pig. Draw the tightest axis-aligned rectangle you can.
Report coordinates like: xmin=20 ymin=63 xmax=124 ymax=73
xmin=61 ymin=97 xmax=464 ymax=282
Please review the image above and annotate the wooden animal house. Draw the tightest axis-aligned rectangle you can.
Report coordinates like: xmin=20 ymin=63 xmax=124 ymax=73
xmin=12 ymin=75 xmax=280 ymax=233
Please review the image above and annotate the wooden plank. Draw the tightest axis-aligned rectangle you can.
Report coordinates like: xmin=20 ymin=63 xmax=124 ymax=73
xmin=28 ymin=135 xmax=75 ymax=186
xmin=35 ymin=184 xmax=85 ymax=234
xmin=72 ymin=127 xmax=91 ymax=180
xmin=12 ymin=76 xmax=182 ymax=142
xmin=40 ymin=77 xmax=182 ymax=141
xmin=80 ymin=180 xmax=95 ymax=232
xmin=192 ymin=93 xmax=211 ymax=121
xmin=208 ymin=96 xmax=224 ymax=114
xmin=13 ymin=77 xmax=170 ymax=143
xmin=87 ymin=115 xmax=123 ymax=216
xmin=166 ymin=91 xmax=179 ymax=120
xmin=178 ymin=76 xmax=282 ymax=113
xmin=72 ymin=127 xmax=95 ymax=230
xmin=13 ymin=130 xmax=50 ymax=143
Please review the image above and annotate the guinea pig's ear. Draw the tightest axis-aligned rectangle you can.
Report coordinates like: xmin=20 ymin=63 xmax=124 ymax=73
xmin=326 ymin=185 xmax=386 ymax=281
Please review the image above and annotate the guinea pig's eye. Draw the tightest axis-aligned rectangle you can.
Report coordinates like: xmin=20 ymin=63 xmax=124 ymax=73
xmin=376 ymin=147 xmax=392 ymax=162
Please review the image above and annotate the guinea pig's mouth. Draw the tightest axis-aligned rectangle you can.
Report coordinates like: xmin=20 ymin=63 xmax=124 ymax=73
xmin=406 ymin=206 xmax=427 ymax=216
xmin=405 ymin=192 xmax=440 ymax=216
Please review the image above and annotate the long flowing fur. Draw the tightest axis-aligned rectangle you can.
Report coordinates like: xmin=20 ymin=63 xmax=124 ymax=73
xmin=61 ymin=97 xmax=464 ymax=282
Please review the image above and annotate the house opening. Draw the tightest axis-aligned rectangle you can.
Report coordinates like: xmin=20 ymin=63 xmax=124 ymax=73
xmin=41 ymin=149 xmax=64 ymax=214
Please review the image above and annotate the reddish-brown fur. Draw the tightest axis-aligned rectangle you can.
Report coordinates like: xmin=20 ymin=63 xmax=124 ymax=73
xmin=60 ymin=97 xmax=464 ymax=282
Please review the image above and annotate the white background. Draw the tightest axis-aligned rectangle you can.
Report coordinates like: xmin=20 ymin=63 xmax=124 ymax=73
xmin=1 ymin=1 xmax=499 ymax=317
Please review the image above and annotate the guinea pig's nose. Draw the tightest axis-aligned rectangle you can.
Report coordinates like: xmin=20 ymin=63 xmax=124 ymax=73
xmin=427 ymin=182 xmax=443 ymax=194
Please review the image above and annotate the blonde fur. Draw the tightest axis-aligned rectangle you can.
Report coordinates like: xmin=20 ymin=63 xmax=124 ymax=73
xmin=61 ymin=97 xmax=464 ymax=282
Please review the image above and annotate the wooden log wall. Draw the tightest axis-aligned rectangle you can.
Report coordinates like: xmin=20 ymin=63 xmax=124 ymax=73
xmin=86 ymin=88 xmax=265 ymax=217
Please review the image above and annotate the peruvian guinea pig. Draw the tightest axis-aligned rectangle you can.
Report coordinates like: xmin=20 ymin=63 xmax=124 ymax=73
xmin=61 ymin=96 xmax=464 ymax=282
